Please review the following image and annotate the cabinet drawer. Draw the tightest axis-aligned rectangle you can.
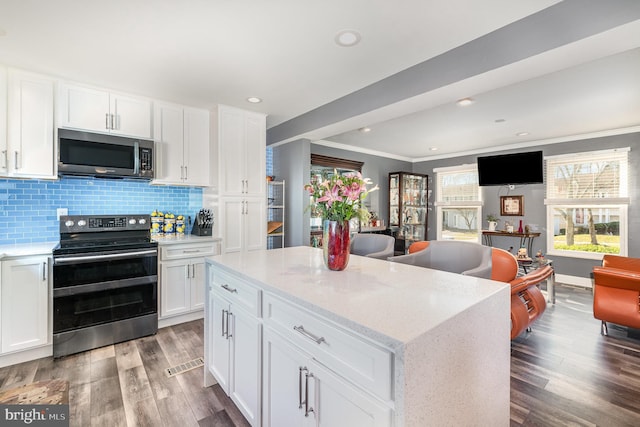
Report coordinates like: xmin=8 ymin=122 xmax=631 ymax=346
xmin=160 ymin=242 xmax=218 ymax=260
xmin=263 ymin=293 xmax=392 ymax=402
xmin=211 ymin=269 xmax=261 ymax=317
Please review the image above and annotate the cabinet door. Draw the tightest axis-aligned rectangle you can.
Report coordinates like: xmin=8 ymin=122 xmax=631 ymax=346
xmin=110 ymin=93 xmax=152 ymax=138
xmin=0 ymin=67 xmax=7 ymax=174
xmin=1 ymin=257 xmax=49 ymax=353
xmin=244 ymin=112 xmax=265 ymax=196
xmin=190 ymin=260 xmax=206 ymax=311
xmin=244 ymin=198 xmax=266 ymax=252
xmin=58 ymin=83 xmax=110 ymax=133
xmin=230 ymin=305 xmax=261 ymax=427
xmin=153 ymin=102 xmax=185 ymax=184
xmin=222 ymin=198 xmax=244 ymax=254
xmin=209 ymin=291 xmax=231 ymax=393
xmin=310 ymin=360 xmax=391 ymax=427
xmin=184 ymin=107 xmax=210 ymax=187
xmin=160 ymin=260 xmax=190 ymax=318
xmin=7 ymin=70 xmax=55 ymax=178
xmin=219 ymin=106 xmax=246 ymax=195
xmin=262 ymin=328 xmax=306 ymax=427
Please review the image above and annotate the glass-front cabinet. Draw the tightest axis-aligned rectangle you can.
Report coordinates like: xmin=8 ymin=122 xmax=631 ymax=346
xmin=389 ymin=172 xmax=428 ymax=252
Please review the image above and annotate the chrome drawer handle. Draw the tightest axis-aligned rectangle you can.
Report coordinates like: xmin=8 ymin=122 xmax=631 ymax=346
xmin=305 ymin=372 xmax=314 ymax=417
xmin=221 ymin=284 xmax=238 ymax=293
xmin=293 ymin=325 xmax=325 ymax=345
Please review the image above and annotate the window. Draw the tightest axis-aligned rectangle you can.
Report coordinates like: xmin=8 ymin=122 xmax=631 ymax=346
xmin=434 ymin=164 xmax=481 ymax=242
xmin=545 ymin=148 xmax=629 ymax=259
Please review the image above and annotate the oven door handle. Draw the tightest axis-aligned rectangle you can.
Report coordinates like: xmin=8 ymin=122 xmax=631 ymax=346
xmin=54 ymin=249 xmax=158 ymax=265
xmin=53 ymin=275 xmax=157 ymax=297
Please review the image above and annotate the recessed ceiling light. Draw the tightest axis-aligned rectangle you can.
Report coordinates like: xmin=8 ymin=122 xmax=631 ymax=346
xmin=246 ymin=97 xmax=262 ymax=104
xmin=358 ymin=127 xmax=371 ymax=133
xmin=429 ymin=147 xmax=439 ymax=151
xmin=516 ymin=132 xmax=530 ymax=137
xmin=335 ymin=30 xmax=361 ymax=47
xmin=456 ymin=98 xmax=474 ymax=106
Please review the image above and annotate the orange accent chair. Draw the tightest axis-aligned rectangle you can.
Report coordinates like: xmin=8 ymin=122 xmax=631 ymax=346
xmin=592 ymin=254 xmax=640 ymax=335
xmin=404 ymin=241 xmax=550 ymax=339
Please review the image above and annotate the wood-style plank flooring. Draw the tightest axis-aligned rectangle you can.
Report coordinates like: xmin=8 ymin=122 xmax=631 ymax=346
xmin=1 ymin=284 xmax=640 ymax=426
xmin=0 ymin=321 xmax=249 ymax=427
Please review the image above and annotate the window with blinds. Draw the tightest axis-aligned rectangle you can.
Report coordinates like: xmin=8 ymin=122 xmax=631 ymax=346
xmin=434 ymin=165 xmax=481 ymax=242
xmin=545 ymin=148 xmax=629 ymax=258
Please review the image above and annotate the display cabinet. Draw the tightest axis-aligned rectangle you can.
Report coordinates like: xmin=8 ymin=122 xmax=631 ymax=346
xmin=389 ymin=172 xmax=428 ymax=252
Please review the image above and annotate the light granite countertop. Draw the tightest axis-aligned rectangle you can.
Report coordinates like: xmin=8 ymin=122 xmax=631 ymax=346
xmin=0 ymin=242 xmax=59 ymax=259
xmin=207 ymin=246 xmax=508 ymax=347
xmin=152 ymin=234 xmax=221 ymax=245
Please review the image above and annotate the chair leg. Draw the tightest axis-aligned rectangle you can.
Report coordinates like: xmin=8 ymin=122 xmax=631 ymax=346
xmin=601 ymin=321 xmax=608 ymax=336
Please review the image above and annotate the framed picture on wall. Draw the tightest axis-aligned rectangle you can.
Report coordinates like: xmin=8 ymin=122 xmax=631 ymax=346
xmin=500 ymin=195 xmax=524 ymax=216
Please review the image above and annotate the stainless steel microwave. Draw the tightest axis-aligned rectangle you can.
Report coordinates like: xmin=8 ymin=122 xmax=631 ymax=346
xmin=58 ymin=129 xmax=154 ymax=179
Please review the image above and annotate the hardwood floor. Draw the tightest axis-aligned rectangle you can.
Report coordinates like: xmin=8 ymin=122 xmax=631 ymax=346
xmin=0 ymin=321 xmax=249 ymax=427
xmin=511 ymin=284 xmax=640 ymax=426
xmin=1 ymin=284 xmax=640 ymax=426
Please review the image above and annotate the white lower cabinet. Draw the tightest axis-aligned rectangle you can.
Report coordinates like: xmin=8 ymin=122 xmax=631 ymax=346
xmin=158 ymin=240 xmax=218 ymax=320
xmin=263 ymin=327 xmax=392 ymax=427
xmin=206 ymin=267 xmax=261 ymax=426
xmin=1 ymin=256 xmax=50 ymax=354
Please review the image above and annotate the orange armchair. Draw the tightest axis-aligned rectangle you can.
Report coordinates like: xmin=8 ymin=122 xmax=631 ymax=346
xmin=593 ymin=254 xmax=640 ymax=335
xmin=407 ymin=242 xmax=550 ymax=339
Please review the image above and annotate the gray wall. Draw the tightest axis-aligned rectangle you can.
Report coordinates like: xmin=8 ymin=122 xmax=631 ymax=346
xmin=273 ymin=142 xmax=411 ymax=247
xmin=412 ymin=132 xmax=640 ymax=279
xmin=273 ymin=139 xmax=311 ymax=247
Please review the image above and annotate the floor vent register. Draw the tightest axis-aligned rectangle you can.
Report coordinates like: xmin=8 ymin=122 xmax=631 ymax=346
xmin=165 ymin=357 xmax=205 ymax=378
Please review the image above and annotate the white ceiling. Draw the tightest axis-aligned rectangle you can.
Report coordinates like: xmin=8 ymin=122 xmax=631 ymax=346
xmin=1 ymin=0 xmax=639 ymax=161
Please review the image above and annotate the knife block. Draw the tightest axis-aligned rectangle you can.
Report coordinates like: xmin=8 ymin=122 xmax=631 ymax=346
xmin=191 ymin=222 xmax=212 ymax=236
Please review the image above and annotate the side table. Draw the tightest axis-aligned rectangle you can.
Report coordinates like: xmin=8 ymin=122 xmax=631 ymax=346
xmin=518 ymin=258 xmax=555 ymax=304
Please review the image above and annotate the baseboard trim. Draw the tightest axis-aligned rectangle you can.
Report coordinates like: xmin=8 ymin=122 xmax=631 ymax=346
xmin=158 ymin=310 xmax=204 ymax=329
xmin=556 ymin=273 xmax=593 ymax=289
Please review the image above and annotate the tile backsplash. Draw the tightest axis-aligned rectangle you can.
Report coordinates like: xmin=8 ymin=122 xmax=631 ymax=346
xmin=0 ymin=177 xmax=203 ymax=245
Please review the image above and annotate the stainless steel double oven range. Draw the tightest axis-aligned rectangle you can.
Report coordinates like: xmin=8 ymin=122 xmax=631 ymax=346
xmin=52 ymin=214 xmax=158 ymax=358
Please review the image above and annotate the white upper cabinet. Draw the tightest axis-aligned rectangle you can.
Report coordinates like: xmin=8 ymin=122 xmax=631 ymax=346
xmin=5 ymin=69 xmax=55 ymax=179
xmin=153 ymin=102 xmax=210 ymax=187
xmin=0 ymin=67 xmax=7 ymax=169
xmin=58 ymin=82 xmax=152 ymax=139
xmin=217 ymin=105 xmax=266 ymax=197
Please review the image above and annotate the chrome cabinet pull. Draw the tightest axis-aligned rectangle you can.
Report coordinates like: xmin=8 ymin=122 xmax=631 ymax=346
xmin=105 ymin=113 xmax=110 ymax=129
xmin=110 ymin=114 xmax=115 ymax=130
xmin=180 ymin=165 xmax=184 ymax=180
xmin=182 ymin=249 xmax=200 ymax=254
xmin=226 ymin=311 xmax=233 ymax=338
xmin=304 ymin=372 xmax=314 ymax=417
xmin=186 ymin=265 xmax=190 ymax=279
xmin=184 ymin=165 xmax=188 ymax=181
xmin=42 ymin=262 xmax=47 ymax=282
xmin=221 ymin=309 xmax=226 ymax=337
xmin=1 ymin=150 xmax=6 ymax=169
xmin=298 ymin=366 xmax=306 ymax=409
xmin=14 ymin=151 xmax=18 ymax=169
xmin=191 ymin=264 xmax=196 ymax=279
xmin=293 ymin=325 xmax=326 ymax=345
xmin=245 ymin=200 xmax=249 ymax=215
xmin=221 ymin=284 xmax=238 ymax=293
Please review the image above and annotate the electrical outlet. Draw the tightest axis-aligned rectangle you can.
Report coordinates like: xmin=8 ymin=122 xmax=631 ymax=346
xmin=56 ymin=208 xmax=68 ymax=220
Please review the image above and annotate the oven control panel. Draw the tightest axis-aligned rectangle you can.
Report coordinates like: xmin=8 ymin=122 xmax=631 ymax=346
xmin=60 ymin=215 xmax=150 ymax=233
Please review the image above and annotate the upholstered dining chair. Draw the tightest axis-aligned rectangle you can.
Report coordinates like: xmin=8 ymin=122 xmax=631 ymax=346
xmin=593 ymin=254 xmax=640 ymax=335
xmin=350 ymin=233 xmax=395 ymax=260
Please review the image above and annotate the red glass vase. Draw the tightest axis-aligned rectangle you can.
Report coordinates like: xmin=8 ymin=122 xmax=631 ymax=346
xmin=322 ymin=220 xmax=350 ymax=271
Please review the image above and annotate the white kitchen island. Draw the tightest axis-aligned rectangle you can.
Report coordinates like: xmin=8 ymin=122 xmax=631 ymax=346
xmin=204 ymin=246 xmax=510 ymax=427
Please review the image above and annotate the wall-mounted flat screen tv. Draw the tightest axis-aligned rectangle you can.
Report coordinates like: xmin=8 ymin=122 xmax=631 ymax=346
xmin=477 ymin=151 xmax=543 ymax=186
